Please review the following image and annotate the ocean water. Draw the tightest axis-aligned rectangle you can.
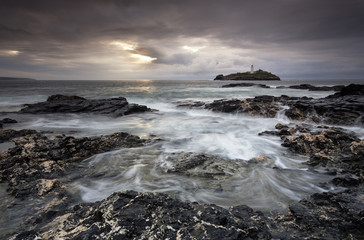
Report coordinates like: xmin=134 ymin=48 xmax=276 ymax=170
xmin=1 ymin=79 xmax=364 ymax=211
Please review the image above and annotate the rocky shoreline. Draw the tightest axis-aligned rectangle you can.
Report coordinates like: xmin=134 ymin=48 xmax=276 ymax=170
xmin=1 ymin=88 xmax=364 ymax=239
xmin=178 ymin=84 xmax=364 ymax=125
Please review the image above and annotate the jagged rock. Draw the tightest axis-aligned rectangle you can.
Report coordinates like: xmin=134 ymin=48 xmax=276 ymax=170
xmin=279 ymin=125 xmax=359 ymax=162
xmin=328 ymin=83 xmax=364 ymax=97
xmin=273 ymin=186 xmax=364 ymax=239
xmin=178 ymin=84 xmax=364 ymax=125
xmin=0 ymin=130 xmax=147 ymax=198
xmin=2 ymin=128 xmax=364 ymax=239
xmin=285 ymin=95 xmax=364 ymax=125
xmin=0 ymin=129 xmax=38 ymax=143
xmin=162 ymin=152 xmax=248 ymax=179
xmin=277 ymin=124 xmax=364 ymax=183
xmin=178 ymin=95 xmax=303 ymax=118
xmin=12 ymin=190 xmax=271 ymax=240
xmin=205 ymin=96 xmax=286 ymax=117
xmin=20 ymin=95 xmax=153 ymax=116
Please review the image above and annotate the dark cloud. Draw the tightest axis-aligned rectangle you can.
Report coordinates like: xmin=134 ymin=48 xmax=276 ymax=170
xmin=0 ymin=0 xmax=364 ymax=79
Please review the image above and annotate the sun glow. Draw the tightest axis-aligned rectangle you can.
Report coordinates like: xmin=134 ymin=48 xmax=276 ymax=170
xmin=131 ymin=54 xmax=157 ymax=63
xmin=0 ymin=50 xmax=20 ymax=56
xmin=110 ymin=41 xmax=135 ymax=51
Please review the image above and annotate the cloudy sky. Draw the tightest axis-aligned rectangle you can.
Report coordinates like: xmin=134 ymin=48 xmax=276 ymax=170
xmin=1 ymin=0 xmax=364 ymax=80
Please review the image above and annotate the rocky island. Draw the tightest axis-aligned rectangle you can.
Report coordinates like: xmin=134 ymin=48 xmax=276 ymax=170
xmin=214 ymin=69 xmax=280 ymax=81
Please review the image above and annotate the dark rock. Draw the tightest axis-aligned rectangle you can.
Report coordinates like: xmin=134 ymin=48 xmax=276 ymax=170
xmin=175 ymin=100 xmax=205 ymax=108
xmin=331 ymin=176 xmax=360 ymax=187
xmin=277 ymin=124 xmax=364 ymax=183
xmin=162 ymin=152 xmax=248 ymax=179
xmin=1 ymin=118 xmax=18 ymax=124
xmin=0 ymin=118 xmax=18 ymax=129
xmin=178 ymin=84 xmax=364 ymax=125
xmin=222 ymin=83 xmax=270 ymax=88
xmin=275 ymin=186 xmax=364 ymax=239
xmin=3 ymin=128 xmax=364 ymax=239
xmin=328 ymin=83 xmax=364 ymax=97
xmin=0 ymin=130 xmax=147 ymax=197
xmin=258 ymin=130 xmax=279 ymax=136
xmin=282 ymin=84 xmax=344 ymax=91
xmin=179 ymin=95 xmax=301 ymax=118
xmin=0 ymin=129 xmax=38 ymax=143
xmin=47 ymin=94 xmax=86 ymax=102
xmin=204 ymin=96 xmax=284 ymax=117
xmin=222 ymin=83 xmax=255 ymax=88
xmin=11 ymin=190 xmax=271 ymax=240
xmin=285 ymin=95 xmax=364 ymax=125
xmin=214 ymin=74 xmax=224 ymax=80
xmin=20 ymin=95 xmax=153 ymax=116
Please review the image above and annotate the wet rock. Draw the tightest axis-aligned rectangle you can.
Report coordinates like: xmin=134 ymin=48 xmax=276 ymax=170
xmin=222 ymin=83 xmax=255 ymax=88
xmin=279 ymin=125 xmax=359 ymax=161
xmin=330 ymin=175 xmax=360 ymax=187
xmin=277 ymin=124 xmax=364 ymax=183
xmin=178 ymin=84 xmax=364 ymax=125
xmin=278 ymin=84 xmax=344 ymax=91
xmin=12 ymin=190 xmax=271 ymax=240
xmin=204 ymin=96 xmax=286 ymax=117
xmin=0 ymin=118 xmax=17 ymax=129
xmin=175 ymin=100 xmax=205 ymax=108
xmin=285 ymin=95 xmax=364 ymax=125
xmin=0 ymin=129 xmax=38 ymax=143
xmin=286 ymin=84 xmax=364 ymax=125
xmin=163 ymin=152 xmax=248 ymax=179
xmin=274 ymin=185 xmax=364 ymax=239
xmin=1 ymin=118 xmax=17 ymax=124
xmin=258 ymin=130 xmax=280 ymax=136
xmin=178 ymin=95 xmax=304 ymax=118
xmin=222 ymin=83 xmax=270 ymax=88
xmin=328 ymin=83 xmax=364 ymax=97
xmin=20 ymin=94 xmax=153 ymax=116
xmin=248 ymin=155 xmax=276 ymax=168
xmin=0 ymin=130 xmax=147 ymax=198
xmin=47 ymin=94 xmax=86 ymax=102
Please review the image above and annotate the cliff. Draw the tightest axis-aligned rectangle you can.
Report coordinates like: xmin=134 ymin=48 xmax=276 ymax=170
xmin=214 ymin=69 xmax=280 ymax=81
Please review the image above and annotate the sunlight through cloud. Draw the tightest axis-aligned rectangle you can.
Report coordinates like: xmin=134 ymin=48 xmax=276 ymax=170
xmin=110 ymin=41 xmax=136 ymax=51
xmin=131 ymin=54 xmax=157 ymax=63
xmin=0 ymin=50 xmax=20 ymax=56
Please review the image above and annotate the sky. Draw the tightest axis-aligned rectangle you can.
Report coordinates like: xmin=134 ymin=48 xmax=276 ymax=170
xmin=1 ymin=0 xmax=364 ymax=80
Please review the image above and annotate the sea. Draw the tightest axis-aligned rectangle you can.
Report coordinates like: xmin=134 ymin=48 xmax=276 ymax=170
xmin=1 ymin=78 xmax=364 ymax=213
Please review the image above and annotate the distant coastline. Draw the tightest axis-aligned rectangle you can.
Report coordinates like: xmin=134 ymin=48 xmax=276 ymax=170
xmin=0 ymin=77 xmax=36 ymax=81
xmin=214 ymin=69 xmax=280 ymax=81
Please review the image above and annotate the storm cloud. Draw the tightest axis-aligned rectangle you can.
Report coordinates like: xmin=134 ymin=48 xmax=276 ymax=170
xmin=1 ymin=0 xmax=364 ymax=80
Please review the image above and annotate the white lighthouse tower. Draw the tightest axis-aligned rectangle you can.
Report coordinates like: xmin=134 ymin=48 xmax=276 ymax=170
xmin=250 ymin=65 xmax=254 ymax=74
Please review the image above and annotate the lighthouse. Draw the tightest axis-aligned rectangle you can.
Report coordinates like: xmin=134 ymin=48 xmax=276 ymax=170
xmin=250 ymin=65 xmax=254 ymax=74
